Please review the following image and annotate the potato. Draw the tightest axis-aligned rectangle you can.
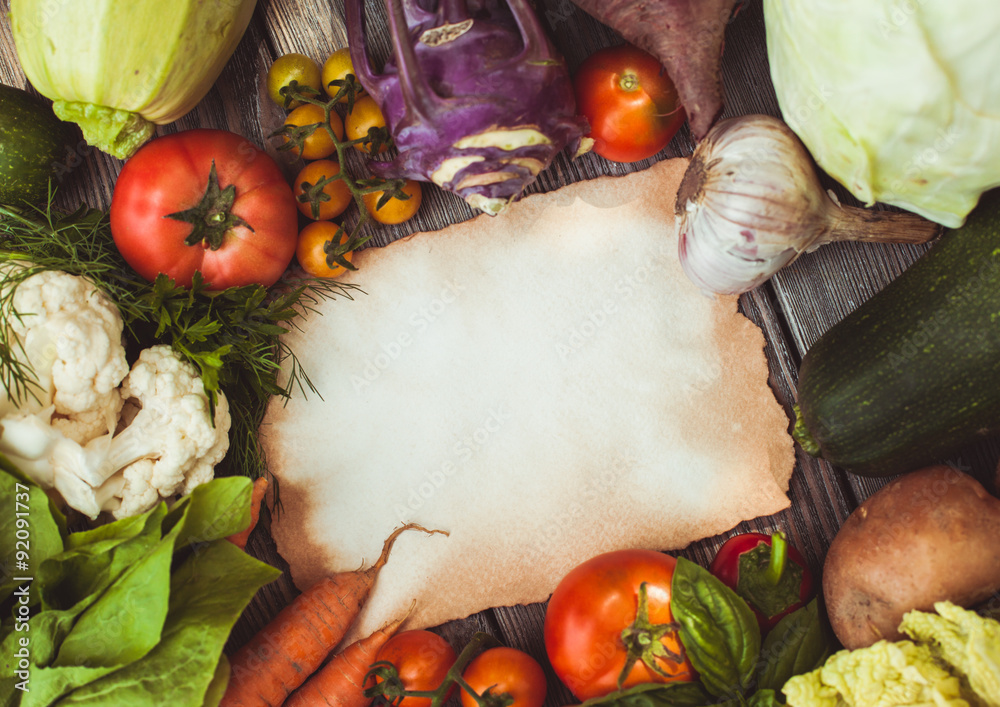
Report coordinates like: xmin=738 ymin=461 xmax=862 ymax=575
xmin=823 ymin=464 xmax=1000 ymax=649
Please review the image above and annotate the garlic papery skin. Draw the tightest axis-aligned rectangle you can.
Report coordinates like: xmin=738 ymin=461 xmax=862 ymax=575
xmin=675 ymin=115 xmax=942 ymax=296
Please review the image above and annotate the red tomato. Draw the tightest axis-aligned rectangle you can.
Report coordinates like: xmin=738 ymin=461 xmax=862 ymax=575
xmin=709 ymin=532 xmax=815 ymax=634
xmin=573 ymin=44 xmax=685 ymax=163
xmin=459 ymin=647 xmax=547 ymax=707
xmin=110 ymin=129 xmax=298 ymax=290
xmin=374 ymin=630 xmax=457 ymax=707
xmin=544 ymin=549 xmax=694 ymax=701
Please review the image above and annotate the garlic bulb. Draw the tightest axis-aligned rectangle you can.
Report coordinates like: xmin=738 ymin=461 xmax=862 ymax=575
xmin=675 ymin=115 xmax=942 ymax=295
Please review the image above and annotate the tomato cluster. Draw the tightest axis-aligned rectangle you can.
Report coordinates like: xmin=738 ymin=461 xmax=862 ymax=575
xmin=369 ymin=630 xmax=546 ymax=707
xmin=271 ymin=50 xmax=423 ymax=278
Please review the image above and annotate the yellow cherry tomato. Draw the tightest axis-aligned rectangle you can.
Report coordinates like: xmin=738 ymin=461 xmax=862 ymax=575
xmin=363 ymin=180 xmax=423 ymax=225
xmin=345 ymin=95 xmax=388 ymax=153
xmin=296 ymin=221 xmax=353 ymax=278
xmin=267 ymin=53 xmax=322 ymax=109
xmin=322 ymin=47 xmax=366 ymax=102
xmin=293 ymin=160 xmax=352 ymax=221
xmin=282 ymin=104 xmax=345 ymax=160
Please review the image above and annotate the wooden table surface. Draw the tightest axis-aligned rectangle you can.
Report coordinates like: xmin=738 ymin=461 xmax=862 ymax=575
xmin=2 ymin=2 xmax=997 ymax=705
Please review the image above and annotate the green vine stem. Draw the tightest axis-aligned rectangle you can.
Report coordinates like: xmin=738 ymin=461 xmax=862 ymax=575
xmin=269 ymin=76 xmax=411 ymax=271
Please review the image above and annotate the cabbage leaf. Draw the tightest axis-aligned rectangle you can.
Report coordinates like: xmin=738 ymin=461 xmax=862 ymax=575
xmin=764 ymin=0 xmax=1000 ymax=227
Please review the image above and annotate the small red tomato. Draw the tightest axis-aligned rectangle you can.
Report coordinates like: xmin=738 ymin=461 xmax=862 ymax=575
xmin=544 ymin=549 xmax=694 ymax=701
xmin=374 ymin=630 xmax=457 ymax=707
xmin=573 ymin=44 xmax=685 ymax=163
xmin=110 ymin=129 xmax=298 ymax=290
xmin=709 ymin=531 xmax=815 ymax=634
xmin=460 ymin=647 xmax=547 ymax=707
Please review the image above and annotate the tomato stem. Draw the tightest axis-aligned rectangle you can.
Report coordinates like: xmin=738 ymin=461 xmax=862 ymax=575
xmin=166 ymin=161 xmax=252 ymax=250
xmin=765 ymin=531 xmax=788 ymax=587
xmin=616 ymin=582 xmax=685 ymax=689
xmin=272 ymin=82 xmax=406 ymax=269
xmin=364 ymin=632 xmax=511 ymax=707
xmin=618 ymin=72 xmax=640 ymax=92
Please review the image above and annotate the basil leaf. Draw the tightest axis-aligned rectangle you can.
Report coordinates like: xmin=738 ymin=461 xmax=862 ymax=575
xmin=756 ymin=599 xmax=835 ymax=693
xmin=579 ymin=680 xmax=713 ymax=707
xmin=671 ymin=557 xmax=761 ymax=699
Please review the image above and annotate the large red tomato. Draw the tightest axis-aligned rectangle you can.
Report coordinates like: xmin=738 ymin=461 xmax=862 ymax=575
xmin=574 ymin=45 xmax=686 ymax=163
xmin=110 ymin=129 xmax=298 ymax=290
xmin=544 ymin=549 xmax=695 ymax=701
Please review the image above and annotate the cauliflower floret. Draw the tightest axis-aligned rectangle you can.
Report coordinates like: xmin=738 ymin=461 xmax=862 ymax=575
xmin=3 ymin=269 xmax=127 ymax=444
xmin=114 ymin=345 xmax=231 ymax=501
xmin=115 ymin=459 xmax=163 ymax=520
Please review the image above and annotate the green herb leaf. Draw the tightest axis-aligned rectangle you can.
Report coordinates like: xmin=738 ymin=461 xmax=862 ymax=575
xmin=579 ymin=681 xmax=713 ymax=707
xmin=0 ymin=197 xmax=362 ymax=488
xmin=747 ymin=688 xmax=782 ymax=707
xmin=671 ymin=556 xmax=761 ymax=700
xmin=756 ymin=599 xmax=835 ymax=693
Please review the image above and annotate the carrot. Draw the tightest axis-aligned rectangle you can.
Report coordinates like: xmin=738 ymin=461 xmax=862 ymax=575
xmin=228 ymin=477 xmax=269 ymax=550
xmin=283 ymin=615 xmax=406 ymax=707
xmin=221 ymin=523 xmax=444 ymax=707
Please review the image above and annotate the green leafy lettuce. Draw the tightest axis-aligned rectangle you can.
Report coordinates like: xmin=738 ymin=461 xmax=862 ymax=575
xmin=0 ymin=470 xmax=279 ymax=707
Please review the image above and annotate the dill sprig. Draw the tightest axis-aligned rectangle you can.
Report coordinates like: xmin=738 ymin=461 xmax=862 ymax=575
xmin=0 ymin=197 xmax=359 ymax=482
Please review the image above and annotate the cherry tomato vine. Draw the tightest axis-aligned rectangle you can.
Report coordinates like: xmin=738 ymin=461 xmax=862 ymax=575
xmin=269 ymin=72 xmax=413 ymax=273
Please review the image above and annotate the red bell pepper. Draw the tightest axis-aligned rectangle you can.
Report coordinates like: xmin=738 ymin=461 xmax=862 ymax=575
xmin=709 ymin=531 xmax=815 ymax=633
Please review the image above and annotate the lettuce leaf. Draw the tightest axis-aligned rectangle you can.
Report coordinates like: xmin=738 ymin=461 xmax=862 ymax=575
xmin=0 ymin=473 xmax=275 ymax=707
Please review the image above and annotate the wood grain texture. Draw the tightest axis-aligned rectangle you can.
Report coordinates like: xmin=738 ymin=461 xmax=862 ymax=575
xmin=2 ymin=1 xmax=997 ymax=704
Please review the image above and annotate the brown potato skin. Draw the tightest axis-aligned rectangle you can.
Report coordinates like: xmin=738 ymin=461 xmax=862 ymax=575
xmin=823 ymin=465 xmax=1000 ymax=649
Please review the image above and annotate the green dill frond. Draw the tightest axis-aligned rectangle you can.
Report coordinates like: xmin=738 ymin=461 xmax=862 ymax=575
xmin=0 ymin=196 xmax=361 ymax=489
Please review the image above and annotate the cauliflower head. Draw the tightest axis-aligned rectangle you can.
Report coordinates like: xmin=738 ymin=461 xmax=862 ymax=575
xmin=3 ymin=268 xmax=128 ymax=443
xmin=111 ymin=345 xmax=231 ymax=518
xmin=901 ymin=603 xmax=1000 ymax=707
xmin=783 ymin=640 xmax=971 ymax=707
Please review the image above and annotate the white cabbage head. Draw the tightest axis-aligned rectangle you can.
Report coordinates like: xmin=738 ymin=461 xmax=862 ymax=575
xmin=764 ymin=0 xmax=1000 ymax=227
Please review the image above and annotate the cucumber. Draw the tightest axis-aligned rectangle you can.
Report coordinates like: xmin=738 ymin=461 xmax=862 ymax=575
xmin=793 ymin=191 xmax=1000 ymax=477
xmin=0 ymin=83 xmax=73 ymax=204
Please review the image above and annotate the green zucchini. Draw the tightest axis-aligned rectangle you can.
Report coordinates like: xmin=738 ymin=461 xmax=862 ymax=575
xmin=793 ymin=191 xmax=1000 ymax=477
xmin=0 ymin=83 xmax=73 ymax=204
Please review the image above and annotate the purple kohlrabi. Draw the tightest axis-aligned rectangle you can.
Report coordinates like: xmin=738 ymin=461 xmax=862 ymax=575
xmin=346 ymin=0 xmax=591 ymax=215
